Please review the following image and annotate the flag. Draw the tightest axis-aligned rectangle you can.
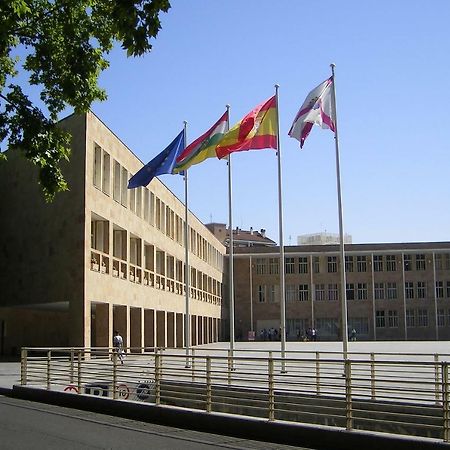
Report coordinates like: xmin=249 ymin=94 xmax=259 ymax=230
xmin=215 ymin=96 xmax=277 ymax=159
xmin=288 ymin=77 xmax=335 ymax=148
xmin=173 ymin=111 xmax=228 ymax=173
xmin=128 ymin=130 xmax=185 ymax=189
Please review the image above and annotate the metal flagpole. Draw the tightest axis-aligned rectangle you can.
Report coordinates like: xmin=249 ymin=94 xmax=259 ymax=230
xmin=275 ymin=84 xmax=287 ymax=370
xmin=330 ymin=64 xmax=349 ymax=359
xmin=225 ymin=105 xmax=235 ymax=359
xmin=183 ymin=121 xmax=191 ymax=367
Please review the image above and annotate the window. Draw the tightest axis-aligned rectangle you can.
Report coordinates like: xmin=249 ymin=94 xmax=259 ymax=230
xmin=316 ymin=318 xmax=339 ymax=339
xmin=435 ymin=254 xmax=443 ymax=270
xmin=269 ymin=258 xmax=279 ymax=275
xmin=438 ymin=309 xmax=446 ymax=327
xmin=357 ymin=255 xmax=367 ymax=272
xmin=315 ymin=284 xmax=325 ymax=301
xmin=129 ymin=186 xmax=136 ymax=213
xmin=436 ymin=281 xmax=444 ymax=299
xmin=113 ymin=161 xmax=121 ymax=201
xmin=286 ymin=285 xmax=297 ymax=302
xmin=93 ymin=145 xmax=102 ymax=188
xmin=416 ymin=254 xmax=426 ymax=271
xmin=346 ymin=283 xmax=355 ymax=300
xmin=313 ymin=256 xmax=320 ymax=273
xmin=404 ymin=254 xmax=412 ymax=271
xmin=386 ymin=255 xmax=397 ymax=272
xmin=357 ymin=283 xmax=368 ymax=300
xmin=258 ymin=285 xmax=266 ymax=303
xmin=447 ymin=281 xmax=450 ymax=298
xmin=348 ymin=317 xmax=369 ymax=335
xmin=136 ymin=188 xmax=142 ymax=218
xmin=328 ymin=256 xmax=337 ymax=273
xmin=299 ymin=284 xmax=309 ymax=302
xmin=445 ymin=254 xmax=450 ymax=270
xmin=405 ymin=281 xmax=414 ymax=299
xmin=406 ymin=309 xmax=415 ymax=327
xmin=374 ymin=282 xmax=385 ymax=300
xmin=102 ymin=151 xmax=110 ymax=195
xmin=267 ymin=285 xmax=277 ymax=303
xmin=417 ymin=309 xmax=428 ymax=327
xmin=417 ymin=281 xmax=427 ymax=299
xmin=345 ymin=255 xmax=354 ymax=272
xmin=328 ymin=283 xmax=338 ymax=301
xmin=121 ymin=167 xmax=128 ymax=207
xmin=387 ymin=282 xmax=397 ymax=299
xmin=375 ymin=310 xmax=385 ymax=328
xmin=373 ymin=255 xmax=383 ymax=272
xmin=388 ymin=310 xmax=398 ymax=327
xmin=285 ymin=257 xmax=295 ymax=274
xmin=256 ymin=258 xmax=267 ymax=275
xmin=298 ymin=257 xmax=308 ymax=274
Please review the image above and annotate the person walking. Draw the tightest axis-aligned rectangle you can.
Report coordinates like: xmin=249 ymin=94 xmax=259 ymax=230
xmin=113 ymin=330 xmax=124 ymax=364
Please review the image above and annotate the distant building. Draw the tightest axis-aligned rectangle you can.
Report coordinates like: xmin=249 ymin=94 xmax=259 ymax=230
xmin=298 ymin=232 xmax=352 ymax=246
xmin=206 ymin=223 xmax=276 ymax=248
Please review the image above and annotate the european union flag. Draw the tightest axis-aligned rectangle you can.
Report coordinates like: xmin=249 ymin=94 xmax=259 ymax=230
xmin=128 ymin=130 xmax=185 ymax=189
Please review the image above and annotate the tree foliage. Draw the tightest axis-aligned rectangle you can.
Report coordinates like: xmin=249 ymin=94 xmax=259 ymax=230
xmin=0 ymin=0 xmax=171 ymax=200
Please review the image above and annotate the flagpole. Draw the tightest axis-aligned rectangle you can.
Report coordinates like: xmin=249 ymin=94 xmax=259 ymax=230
xmin=330 ymin=63 xmax=348 ymax=359
xmin=275 ymin=84 xmax=287 ymax=370
xmin=183 ymin=120 xmax=191 ymax=367
xmin=225 ymin=105 xmax=235 ymax=360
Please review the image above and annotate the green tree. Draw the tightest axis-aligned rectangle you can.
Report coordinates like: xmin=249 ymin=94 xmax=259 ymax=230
xmin=0 ymin=0 xmax=171 ymax=201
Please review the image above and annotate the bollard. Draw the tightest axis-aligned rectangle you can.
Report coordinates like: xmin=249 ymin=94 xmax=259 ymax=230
xmin=268 ymin=357 xmax=275 ymax=421
xmin=206 ymin=357 xmax=212 ymax=413
xmin=112 ymin=352 xmax=118 ymax=400
xmin=70 ymin=348 xmax=75 ymax=384
xmin=20 ymin=348 xmax=28 ymax=386
xmin=155 ymin=354 xmax=161 ymax=405
xmin=77 ymin=351 xmax=82 ymax=394
xmin=345 ymin=359 xmax=353 ymax=430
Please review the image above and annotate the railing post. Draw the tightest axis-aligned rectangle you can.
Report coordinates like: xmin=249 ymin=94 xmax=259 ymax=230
xmin=345 ymin=359 xmax=353 ymax=430
xmin=47 ymin=350 xmax=51 ymax=390
xmin=191 ymin=349 xmax=195 ymax=382
xmin=20 ymin=348 xmax=28 ymax=386
xmin=268 ymin=357 xmax=275 ymax=421
xmin=227 ymin=350 xmax=232 ymax=385
xmin=315 ymin=351 xmax=320 ymax=395
xmin=112 ymin=352 xmax=118 ymax=400
xmin=206 ymin=357 xmax=212 ymax=413
xmin=70 ymin=348 xmax=75 ymax=384
xmin=443 ymin=362 xmax=449 ymax=442
xmin=155 ymin=353 xmax=161 ymax=405
xmin=435 ymin=354 xmax=440 ymax=405
xmin=370 ymin=352 xmax=376 ymax=400
xmin=77 ymin=350 xmax=82 ymax=394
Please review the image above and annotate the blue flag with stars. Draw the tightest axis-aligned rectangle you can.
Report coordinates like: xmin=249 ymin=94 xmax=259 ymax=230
xmin=128 ymin=130 xmax=185 ymax=189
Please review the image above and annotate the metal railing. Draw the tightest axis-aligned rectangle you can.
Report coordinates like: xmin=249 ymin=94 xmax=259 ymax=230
xmin=20 ymin=346 xmax=450 ymax=442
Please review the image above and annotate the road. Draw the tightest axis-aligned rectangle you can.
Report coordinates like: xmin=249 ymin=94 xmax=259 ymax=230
xmin=0 ymin=395 xmax=310 ymax=450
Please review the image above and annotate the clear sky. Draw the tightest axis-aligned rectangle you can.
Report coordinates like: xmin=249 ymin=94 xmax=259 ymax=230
xmin=90 ymin=0 xmax=450 ymax=245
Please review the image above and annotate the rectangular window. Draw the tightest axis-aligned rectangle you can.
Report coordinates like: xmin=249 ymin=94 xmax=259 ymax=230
xmin=346 ymin=283 xmax=355 ymax=300
xmin=406 ymin=309 xmax=415 ymax=328
xmin=258 ymin=285 xmax=266 ymax=303
xmin=417 ymin=308 xmax=428 ymax=327
xmin=256 ymin=258 xmax=267 ymax=275
xmin=387 ymin=310 xmax=398 ymax=328
xmin=447 ymin=281 xmax=450 ymax=298
xmin=299 ymin=284 xmax=309 ymax=302
xmin=113 ymin=160 xmax=121 ymax=201
xmin=93 ymin=144 xmax=102 ymax=188
xmin=345 ymin=255 xmax=354 ymax=272
xmin=416 ymin=254 xmax=426 ymax=271
xmin=348 ymin=317 xmax=369 ymax=335
xmin=438 ymin=309 xmax=446 ymax=327
xmin=315 ymin=284 xmax=325 ymax=301
xmin=268 ymin=258 xmax=279 ymax=275
xmin=386 ymin=255 xmax=397 ymax=272
xmin=404 ymin=254 xmax=412 ymax=271
xmin=328 ymin=256 xmax=337 ymax=273
xmin=143 ymin=189 xmax=149 ymax=222
xmin=121 ymin=167 xmax=128 ymax=207
xmin=285 ymin=257 xmax=295 ymax=274
xmin=286 ymin=285 xmax=297 ymax=302
xmin=387 ymin=282 xmax=397 ymax=299
xmin=436 ymin=281 xmax=444 ymax=299
xmin=129 ymin=186 xmax=136 ymax=213
xmin=405 ymin=281 xmax=414 ymax=299
xmin=357 ymin=283 xmax=368 ymax=300
xmin=102 ymin=151 xmax=110 ymax=195
xmin=417 ymin=281 xmax=427 ymax=299
xmin=375 ymin=310 xmax=385 ymax=328
xmin=374 ymin=282 xmax=385 ymax=300
xmin=299 ymin=257 xmax=308 ymax=274
xmin=435 ymin=254 xmax=443 ymax=270
xmin=445 ymin=254 xmax=450 ymax=270
xmin=328 ymin=283 xmax=338 ymax=301
xmin=267 ymin=285 xmax=277 ymax=303
xmin=357 ymin=255 xmax=367 ymax=272
xmin=313 ymin=256 xmax=320 ymax=273
xmin=373 ymin=255 xmax=383 ymax=272
xmin=136 ymin=187 xmax=142 ymax=217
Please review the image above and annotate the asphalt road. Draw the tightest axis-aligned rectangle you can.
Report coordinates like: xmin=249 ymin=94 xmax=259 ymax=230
xmin=0 ymin=395 xmax=310 ymax=450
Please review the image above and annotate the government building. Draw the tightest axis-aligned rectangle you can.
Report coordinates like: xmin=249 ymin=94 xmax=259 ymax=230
xmin=0 ymin=112 xmax=225 ymax=355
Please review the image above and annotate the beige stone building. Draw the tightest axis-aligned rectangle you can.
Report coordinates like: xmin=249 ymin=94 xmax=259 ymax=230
xmin=0 ymin=112 xmax=225 ymax=355
xmin=232 ymin=243 xmax=450 ymax=341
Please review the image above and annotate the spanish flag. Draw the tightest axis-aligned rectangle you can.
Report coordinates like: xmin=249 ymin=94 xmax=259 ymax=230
xmin=216 ymin=96 xmax=278 ymax=159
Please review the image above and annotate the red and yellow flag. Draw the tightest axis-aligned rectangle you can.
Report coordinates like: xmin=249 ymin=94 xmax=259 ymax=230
xmin=216 ymin=96 xmax=278 ymax=159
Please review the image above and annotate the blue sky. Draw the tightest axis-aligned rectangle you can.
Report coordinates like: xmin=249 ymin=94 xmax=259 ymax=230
xmin=91 ymin=0 xmax=450 ymax=245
